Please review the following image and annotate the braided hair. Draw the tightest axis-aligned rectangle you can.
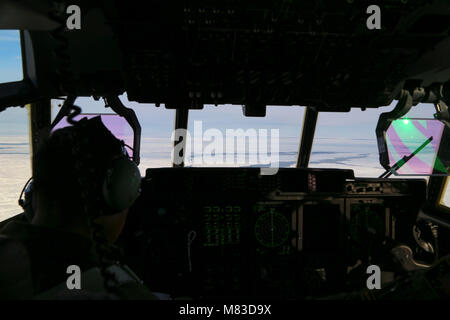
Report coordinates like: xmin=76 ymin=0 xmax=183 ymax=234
xmin=33 ymin=115 xmax=128 ymax=291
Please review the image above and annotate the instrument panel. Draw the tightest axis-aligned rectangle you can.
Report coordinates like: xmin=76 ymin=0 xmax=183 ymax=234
xmin=121 ymin=168 xmax=427 ymax=298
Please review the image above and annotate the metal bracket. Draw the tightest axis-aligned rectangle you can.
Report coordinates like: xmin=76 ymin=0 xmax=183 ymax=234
xmin=296 ymin=107 xmax=318 ymax=168
xmin=105 ymin=96 xmax=142 ymax=165
xmin=50 ymin=96 xmax=78 ymax=130
xmin=376 ymin=89 xmax=414 ymax=171
xmin=376 ymin=84 xmax=450 ymax=172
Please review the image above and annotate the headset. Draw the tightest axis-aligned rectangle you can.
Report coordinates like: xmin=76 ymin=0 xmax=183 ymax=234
xmin=18 ymin=117 xmax=141 ymax=221
xmin=101 ymin=142 xmax=142 ymax=213
xmin=18 ymin=177 xmax=34 ymax=222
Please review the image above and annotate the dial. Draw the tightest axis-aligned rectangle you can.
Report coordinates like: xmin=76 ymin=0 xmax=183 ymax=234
xmin=254 ymin=209 xmax=290 ymax=248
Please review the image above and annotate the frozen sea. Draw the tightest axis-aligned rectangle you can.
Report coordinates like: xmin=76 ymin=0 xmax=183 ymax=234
xmin=1 ymin=135 xmax=448 ymax=222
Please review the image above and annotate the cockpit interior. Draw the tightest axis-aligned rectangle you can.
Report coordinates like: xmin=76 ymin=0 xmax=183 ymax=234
xmin=0 ymin=0 xmax=449 ymax=300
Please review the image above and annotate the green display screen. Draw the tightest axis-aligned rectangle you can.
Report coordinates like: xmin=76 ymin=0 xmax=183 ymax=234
xmin=203 ymin=205 xmax=241 ymax=247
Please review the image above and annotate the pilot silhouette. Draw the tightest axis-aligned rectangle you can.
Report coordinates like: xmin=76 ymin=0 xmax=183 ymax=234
xmin=0 ymin=116 xmax=157 ymax=299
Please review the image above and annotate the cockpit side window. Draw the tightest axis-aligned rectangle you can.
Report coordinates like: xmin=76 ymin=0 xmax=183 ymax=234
xmin=0 ymin=107 xmax=31 ymax=222
xmin=310 ymin=102 xmax=441 ymax=177
xmin=0 ymin=30 xmax=23 ymax=83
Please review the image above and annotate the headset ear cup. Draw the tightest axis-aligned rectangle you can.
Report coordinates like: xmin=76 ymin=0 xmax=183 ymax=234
xmin=23 ymin=202 xmax=34 ymax=222
xmin=103 ymin=159 xmax=141 ymax=212
xmin=19 ymin=180 xmax=34 ymax=222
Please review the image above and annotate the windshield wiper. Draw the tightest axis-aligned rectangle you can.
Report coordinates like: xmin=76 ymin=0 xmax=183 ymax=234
xmin=379 ymin=136 xmax=433 ymax=178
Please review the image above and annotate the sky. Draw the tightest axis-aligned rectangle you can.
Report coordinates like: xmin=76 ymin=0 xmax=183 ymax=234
xmin=0 ymin=30 xmax=22 ymax=83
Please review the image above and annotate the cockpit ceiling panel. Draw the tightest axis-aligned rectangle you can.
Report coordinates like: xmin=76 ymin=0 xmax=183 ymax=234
xmin=22 ymin=0 xmax=450 ymax=110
